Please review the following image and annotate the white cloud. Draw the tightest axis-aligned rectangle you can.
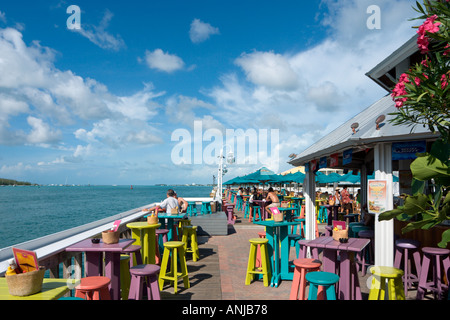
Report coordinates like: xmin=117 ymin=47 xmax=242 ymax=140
xmin=144 ymin=49 xmax=185 ymax=73
xmin=189 ymin=19 xmax=220 ymax=43
xmin=235 ymin=51 xmax=299 ymax=91
xmin=0 ymin=11 xmax=6 ymax=24
xmin=71 ymin=9 xmax=125 ymax=51
xmin=26 ymin=116 xmax=62 ymax=145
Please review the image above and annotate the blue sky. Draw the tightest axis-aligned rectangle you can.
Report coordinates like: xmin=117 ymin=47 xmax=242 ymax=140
xmin=0 ymin=0 xmax=418 ymax=185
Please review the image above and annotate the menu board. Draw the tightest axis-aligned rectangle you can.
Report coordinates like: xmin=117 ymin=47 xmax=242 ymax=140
xmin=368 ymin=180 xmax=388 ymax=214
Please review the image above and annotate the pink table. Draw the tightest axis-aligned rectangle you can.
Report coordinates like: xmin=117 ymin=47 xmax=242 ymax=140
xmin=66 ymin=238 xmax=134 ymax=300
xmin=298 ymin=236 xmax=370 ymax=300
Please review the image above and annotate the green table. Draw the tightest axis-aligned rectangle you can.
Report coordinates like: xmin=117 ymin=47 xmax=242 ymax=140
xmin=254 ymin=219 xmax=305 ymax=288
xmin=0 ymin=278 xmax=77 ymax=300
xmin=126 ymin=222 xmax=161 ymax=265
xmin=157 ymin=214 xmax=186 ymax=241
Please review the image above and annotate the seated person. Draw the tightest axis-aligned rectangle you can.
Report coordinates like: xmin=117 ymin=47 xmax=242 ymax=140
xmin=265 ymin=187 xmax=280 ymax=218
xmin=147 ymin=189 xmax=179 ymax=215
xmin=175 ymin=192 xmax=188 ymax=213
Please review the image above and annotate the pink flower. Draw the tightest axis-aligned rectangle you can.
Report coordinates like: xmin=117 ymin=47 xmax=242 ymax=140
xmin=414 ymin=77 xmax=421 ymax=86
xmin=391 ymin=73 xmax=410 ymax=108
xmin=441 ymin=74 xmax=448 ymax=90
xmin=444 ymin=44 xmax=450 ymax=56
xmin=416 ymin=15 xmax=441 ymax=53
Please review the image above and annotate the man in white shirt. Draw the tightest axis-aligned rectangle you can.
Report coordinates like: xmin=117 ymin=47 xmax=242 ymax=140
xmin=148 ymin=189 xmax=179 ymax=215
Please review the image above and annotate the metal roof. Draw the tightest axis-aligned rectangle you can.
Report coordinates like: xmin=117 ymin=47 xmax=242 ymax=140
xmin=288 ymin=94 xmax=439 ymax=167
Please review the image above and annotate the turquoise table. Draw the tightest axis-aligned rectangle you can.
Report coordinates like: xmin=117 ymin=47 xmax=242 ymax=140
xmin=157 ymin=214 xmax=186 ymax=241
xmin=254 ymin=219 xmax=305 ymax=287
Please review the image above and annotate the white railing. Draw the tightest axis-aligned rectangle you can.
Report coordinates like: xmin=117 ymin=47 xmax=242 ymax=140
xmin=0 ymin=197 xmax=215 ymax=276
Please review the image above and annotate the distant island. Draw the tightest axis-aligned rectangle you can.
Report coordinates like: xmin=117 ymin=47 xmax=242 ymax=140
xmin=0 ymin=178 xmax=37 ymax=186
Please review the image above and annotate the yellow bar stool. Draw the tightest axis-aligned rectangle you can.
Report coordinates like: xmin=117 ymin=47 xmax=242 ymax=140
xmin=159 ymin=241 xmax=190 ymax=294
xmin=177 ymin=219 xmax=191 ymax=240
xmin=181 ymin=225 xmax=200 ymax=262
xmin=368 ymin=266 xmax=405 ymax=300
xmin=120 ymin=254 xmax=131 ymax=300
xmin=245 ymin=238 xmax=271 ymax=287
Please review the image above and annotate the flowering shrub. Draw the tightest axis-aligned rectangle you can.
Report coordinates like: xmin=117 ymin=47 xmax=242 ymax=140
xmin=380 ymin=1 xmax=450 ymax=249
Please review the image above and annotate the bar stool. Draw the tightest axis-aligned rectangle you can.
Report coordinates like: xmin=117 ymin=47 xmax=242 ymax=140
xmin=416 ymin=247 xmax=450 ymax=300
xmin=128 ymin=264 xmax=161 ymax=300
xmin=325 ymin=225 xmax=333 ymax=237
xmin=201 ymin=201 xmax=212 ymax=215
xmin=75 ymin=276 xmax=111 ymax=300
xmin=318 ymin=206 xmax=327 ymax=223
xmin=156 ymin=229 xmax=169 ymax=252
xmin=255 ymin=232 xmax=266 ymax=268
xmin=394 ymin=239 xmax=422 ymax=297
xmin=244 ymin=201 xmax=251 ymax=219
xmin=120 ymin=255 xmax=131 ymax=300
xmin=181 ymin=225 xmax=200 ymax=262
xmin=290 ymin=258 xmax=322 ymax=300
xmin=250 ymin=206 xmax=261 ymax=222
xmin=245 ymin=238 xmax=271 ymax=287
xmin=177 ymin=219 xmax=191 ymax=240
xmin=351 ymin=225 xmax=372 ymax=238
xmin=121 ymin=244 xmax=143 ymax=268
xmin=305 ymin=271 xmax=339 ymax=300
xmin=348 ymin=222 xmax=365 ymax=237
xmin=186 ymin=201 xmax=197 ymax=216
xmin=368 ymin=266 xmax=405 ymax=300
xmin=159 ymin=241 xmax=190 ymax=294
xmin=358 ymin=229 xmax=374 ymax=276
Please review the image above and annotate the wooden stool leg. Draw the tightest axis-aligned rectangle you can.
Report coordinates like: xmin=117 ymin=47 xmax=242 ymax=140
xmin=173 ymin=247 xmax=179 ymax=294
xmin=149 ymin=274 xmax=161 ymax=300
xmin=159 ymin=247 xmax=170 ymax=291
xmin=289 ymin=267 xmax=301 ymax=300
xmin=179 ymin=246 xmax=190 ymax=289
xmin=245 ymin=244 xmax=257 ymax=285
xmin=260 ymin=243 xmax=269 ymax=287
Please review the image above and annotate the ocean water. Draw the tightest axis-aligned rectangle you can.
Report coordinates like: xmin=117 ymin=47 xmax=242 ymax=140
xmin=0 ymin=185 xmax=212 ymax=249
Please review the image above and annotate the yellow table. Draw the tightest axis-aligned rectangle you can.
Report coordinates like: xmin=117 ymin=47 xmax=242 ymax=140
xmin=0 ymin=278 xmax=76 ymax=300
xmin=126 ymin=222 xmax=161 ymax=265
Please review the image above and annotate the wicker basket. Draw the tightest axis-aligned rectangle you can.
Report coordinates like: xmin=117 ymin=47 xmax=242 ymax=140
xmin=6 ymin=267 xmax=45 ymax=296
xmin=281 ymin=201 xmax=290 ymax=208
xmin=332 ymin=229 xmax=348 ymax=241
xmin=102 ymin=230 xmax=120 ymax=244
xmin=273 ymin=212 xmax=284 ymax=222
xmin=147 ymin=215 xmax=159 ymax=225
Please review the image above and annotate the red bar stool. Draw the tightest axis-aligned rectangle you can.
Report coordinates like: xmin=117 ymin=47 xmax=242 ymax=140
xmin=75 ymin=276 xmax=111 ymax=300
xmin=290 ymin=258 xmax=322 ymax=300
xmin=128 ymin=264 xmax=161 ymax=300
xmin=394 ymin=239 xmax=421 ymax=297
xmin=416 ymin=247 xmax=450 ymax=300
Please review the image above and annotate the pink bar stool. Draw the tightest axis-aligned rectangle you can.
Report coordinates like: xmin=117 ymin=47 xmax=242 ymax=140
xmin=122 ymin=244 xmax=143 ymax=268
xmin=128 ymin=264 xmax=161 ymax=300
xmin=394 ymin=239 xmax=421 ymax=297
xmin=416 ymin=247 xmax=450 ymax=300
xmin=75 ymin=276 xmax=111 ymax=300
xmin=290 ymin=258 xmax=322 ymax=300
xmin=155 ymin=229 xmax=169 ymax=265
xmin=255 ymin=231 xmax=267 ymax=268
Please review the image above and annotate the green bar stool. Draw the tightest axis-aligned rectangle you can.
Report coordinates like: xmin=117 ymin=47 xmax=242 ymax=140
xmin=120 ymin=254 xmax=131 ymax=300
xmin=186 ymin=201 xmax=197 ymax=216
xmin=306 ymin=271 xmax=340 ymax=300
xmin=350 ymin=225 xmax=372 ymax=238
xmin=182 ymin=225 xmax=200 ymax=262
xmin=245 ymin=238 xmax=271 ymax=287
xmin=368 ymin=266 xmax=405 ymax=300
xmin=159 ymin=241 xmax=190 ymax=294
xmin=201 ymin=201 xmax=212 ymax=215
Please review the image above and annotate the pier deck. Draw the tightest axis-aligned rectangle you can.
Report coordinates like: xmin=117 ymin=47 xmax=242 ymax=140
xmin=159 ymin=207 xmax=421 ymax=300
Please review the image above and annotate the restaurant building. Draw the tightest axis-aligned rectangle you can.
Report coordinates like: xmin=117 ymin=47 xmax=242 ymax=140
xmin=288 ymin=34 xmax=444 ymax=267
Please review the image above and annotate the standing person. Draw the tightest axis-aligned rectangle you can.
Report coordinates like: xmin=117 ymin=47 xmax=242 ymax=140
xmin=147 ymin=189 xmax=179 ymax=215
xmin=341 ymin=186 xmax=352 ymax=214
xmin=334 ymin=188 xmax=341 ymax=212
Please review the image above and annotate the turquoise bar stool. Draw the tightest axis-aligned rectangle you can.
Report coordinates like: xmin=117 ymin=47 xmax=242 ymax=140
xmin=251 ymin=206 xmax=261 ymax=222
xmin=237 ymin=197 xmax=243 ymax=211
xmin=306 ymin=271 xmax=340 ymax=300
xmin=201 ymin=201 xmax=212 ymax=215
xmin=244 ymin=201 xmax=251 ymax=219
xmin=351 ymin=225 xmax=372 ymax=238
xmin=186 ymin=201 xmax=197 ymax=216
xmin=348 ymin=222 xmax=366 ymax=237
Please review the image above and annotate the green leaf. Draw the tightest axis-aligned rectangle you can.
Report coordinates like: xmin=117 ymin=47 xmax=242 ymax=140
xmin=437 ymin=229 xmax=450 ymax=249
xmin=411 ymin=178 xmax=425 ymax=195
xmin=430 ymin=139 xmax=450 ymax=165
xmin=410 ymin=152 xmax=450 ymax=181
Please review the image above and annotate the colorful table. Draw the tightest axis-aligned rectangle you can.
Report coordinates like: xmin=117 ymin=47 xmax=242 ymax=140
xmin=254 ymin=219 xmax=304 ymax=288
xmin=66 ymin=238 xmax=134 ymax=300
xmin=157 ymin=214 xmax=185 ymax=241
xmin=299 ymin=236 xmax=370 ymax=300
xmin=0 ymin=278 xmax=76 ymax=300
xmin=126 ymin=222 xmax=161 ymax=265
